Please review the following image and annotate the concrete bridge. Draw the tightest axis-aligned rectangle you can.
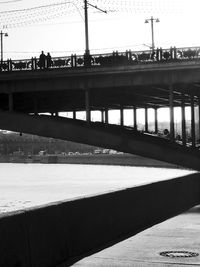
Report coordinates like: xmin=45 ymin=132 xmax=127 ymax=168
xmin=1 ymin=46 xmax=200 ymax=266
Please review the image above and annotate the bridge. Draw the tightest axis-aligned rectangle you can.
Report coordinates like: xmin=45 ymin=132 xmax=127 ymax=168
xmin=1 ymin=46 xmax=200 ymax=267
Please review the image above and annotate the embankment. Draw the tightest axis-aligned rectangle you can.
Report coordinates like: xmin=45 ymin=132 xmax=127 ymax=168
xmin=1 ymin=173 xmax=200 ymax=267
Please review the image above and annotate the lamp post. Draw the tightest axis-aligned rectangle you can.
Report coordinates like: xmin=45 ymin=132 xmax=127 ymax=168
xmin=145 ymin=16 xmax=159 ymax=51
xmin=84 ymin=0 xmax=90 ymax=55
xmin=0 ymin=30 xmax=8 ymax=62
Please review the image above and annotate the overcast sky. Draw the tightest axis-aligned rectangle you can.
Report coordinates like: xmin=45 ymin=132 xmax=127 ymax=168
xmin=1 ymin=0 xmax=200 ymax=60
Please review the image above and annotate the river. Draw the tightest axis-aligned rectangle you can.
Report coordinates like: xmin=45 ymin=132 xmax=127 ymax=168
xmin=0 ymin=163 xmax=195 ymax=213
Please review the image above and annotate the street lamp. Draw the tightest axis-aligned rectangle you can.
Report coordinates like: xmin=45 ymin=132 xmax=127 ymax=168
xmin=0 ymin=30 xmax=8 ymax=62
xmin=145 ymin=16 xmax=159 ymax=51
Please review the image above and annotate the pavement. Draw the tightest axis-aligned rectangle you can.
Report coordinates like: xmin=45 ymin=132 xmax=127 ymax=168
xmin=72 ymin=205 xmax=200 ymax=267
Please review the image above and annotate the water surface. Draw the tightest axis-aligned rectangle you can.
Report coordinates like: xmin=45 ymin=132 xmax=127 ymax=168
xmin=0 ymin=163 xmax=194 ymax=213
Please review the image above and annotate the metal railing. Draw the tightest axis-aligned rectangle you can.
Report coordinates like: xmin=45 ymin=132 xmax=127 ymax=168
xmin=1 ymin=46 xmax=200 ymax=72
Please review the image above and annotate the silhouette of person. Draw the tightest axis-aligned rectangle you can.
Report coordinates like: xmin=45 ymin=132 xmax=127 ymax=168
xmin=46 ymin=52 xmax=52 ymax=68
xmin=39 ymin=51 xmax=46 ymax=69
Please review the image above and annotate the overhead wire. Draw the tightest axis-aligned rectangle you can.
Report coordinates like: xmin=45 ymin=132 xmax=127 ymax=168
xmin=0 ymin=0 xmax=184 ymax=30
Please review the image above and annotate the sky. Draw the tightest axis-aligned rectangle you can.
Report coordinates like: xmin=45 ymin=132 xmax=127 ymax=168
xmin=1 ymin=0 xmax=200 ymax=60
xmin=0 ymin=0 xmax=199 ymax=128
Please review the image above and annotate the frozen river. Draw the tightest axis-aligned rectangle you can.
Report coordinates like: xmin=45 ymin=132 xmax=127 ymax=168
xmin=0 ymin=163 xmax=195 ymax=213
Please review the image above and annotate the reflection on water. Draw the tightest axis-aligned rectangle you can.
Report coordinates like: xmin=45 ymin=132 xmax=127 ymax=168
xmin=0 ymin=163 xmax=195 ymax=213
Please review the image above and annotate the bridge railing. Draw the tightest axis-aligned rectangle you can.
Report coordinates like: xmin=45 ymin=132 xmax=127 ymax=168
xmin=1 ymin=46 xmax=200 ymax=72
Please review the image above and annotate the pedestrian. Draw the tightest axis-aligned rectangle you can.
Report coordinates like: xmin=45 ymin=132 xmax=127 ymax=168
xmin=46 ymin=52 xmax=52 ymax=68
xmin=39 ymin=51 xmax=46 ymax=69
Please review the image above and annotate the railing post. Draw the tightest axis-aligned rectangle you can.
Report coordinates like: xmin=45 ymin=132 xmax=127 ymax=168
xmin=7 ymin=59 xmax=10 ymax=71
xmin=169 ymin=84 xmax=175 ymax=142
xmin=74 ymin=54 xmax=77 ymax=67
xmin=181 ymin=91 xmax=186 ymax=146
xmin=173 ymin=46 xmax=177 ymax=60
xmin=31 ymin=57 xmax=34 ymax=70
xmin=34 ymin=57 xmax=37 ymax=70
xmin=191 ymin=92 xmax=196 ymax=147
xmin=71 ymin=54 xmax=74 ymax=67
xmin=160 ymin=47 xmax=163 ymax=61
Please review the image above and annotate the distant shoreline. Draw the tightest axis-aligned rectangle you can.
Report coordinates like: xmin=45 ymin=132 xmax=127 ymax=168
xmin=0 ymin=153 xmax=181 ymax=169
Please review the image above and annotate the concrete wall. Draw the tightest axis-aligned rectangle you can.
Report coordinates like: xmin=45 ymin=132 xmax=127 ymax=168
xmin=0 ymin=173 xmax=200 ymax=267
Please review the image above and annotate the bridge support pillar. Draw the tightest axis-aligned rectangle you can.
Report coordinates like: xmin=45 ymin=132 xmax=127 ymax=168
xmin=191 ymin=93 xmax=196 ymax=147
xmin=120 ymin=106 xmax=124 ymax=126
xmin=169 ymin=85 xmax=175 ymax=142
xmin=85 ymin=89 xmax=91 ymax=124
xmin=8 ymin=93 xmax=13 ymax=111
xmin=154 ymin=107 xmax=158 ymax=134
xmin=145 ymin=107 xmax=148 ymax=132
xmin=101 ymin=110 xmax=104 ymax=123
xmin=199 ymin=96 xmax=200 ymax=142
xmin=73 ymin=111 xmax=76 ymax=120
xmin=181 ymin=91 xmax=186 ymax=146
xmin=133 ymin=106 xmax=137 ymax=130
xmin=105 ymin=108 xmax=109 ymax=124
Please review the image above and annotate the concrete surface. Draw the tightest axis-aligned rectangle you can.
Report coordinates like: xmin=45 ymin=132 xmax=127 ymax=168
xmin=71 ymin=205 xmax=200 ymax=267
xmin=1 ymin=173 xmax=200 ymax=267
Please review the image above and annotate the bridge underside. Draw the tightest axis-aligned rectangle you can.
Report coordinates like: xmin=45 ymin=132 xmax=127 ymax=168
xmin=0 ymin=110 xmax=199 ymax=170
xmin=0 ymin=54 xmax=200 ymax=266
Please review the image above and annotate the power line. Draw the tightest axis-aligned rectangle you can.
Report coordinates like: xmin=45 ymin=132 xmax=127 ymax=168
xmin=0 ymin=0 xmax=22 ymax=3
xmin=0 ymin=0 xmax=185 ymax=29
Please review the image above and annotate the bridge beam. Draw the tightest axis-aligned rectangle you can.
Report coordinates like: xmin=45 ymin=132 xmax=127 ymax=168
xmin=0 ymin=110 xmax=199 ymax=170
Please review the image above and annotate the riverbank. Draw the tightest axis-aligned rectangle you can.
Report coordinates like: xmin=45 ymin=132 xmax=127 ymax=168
xmin=0 ymin=153 xmax=180 ymax=168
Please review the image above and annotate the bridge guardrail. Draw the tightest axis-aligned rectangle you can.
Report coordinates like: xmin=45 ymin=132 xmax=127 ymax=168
xmin=1 ymin=46 xmax=200 ymax=72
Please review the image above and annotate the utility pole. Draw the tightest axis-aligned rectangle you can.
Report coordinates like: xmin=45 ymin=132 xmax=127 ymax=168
xmin=145 ymin=16 xmax=159 ymax=51
xmin=84 ymin=0 xmax=107 ymax=55
xmin=84 ymin=0 xmax=89 ymax=55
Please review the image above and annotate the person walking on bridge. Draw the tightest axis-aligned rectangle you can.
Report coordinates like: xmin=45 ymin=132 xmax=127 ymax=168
xmin=39 ymin=51 xmax=46 ymax=69
xmin=46 ymin=52 xmax=52 ymax=68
